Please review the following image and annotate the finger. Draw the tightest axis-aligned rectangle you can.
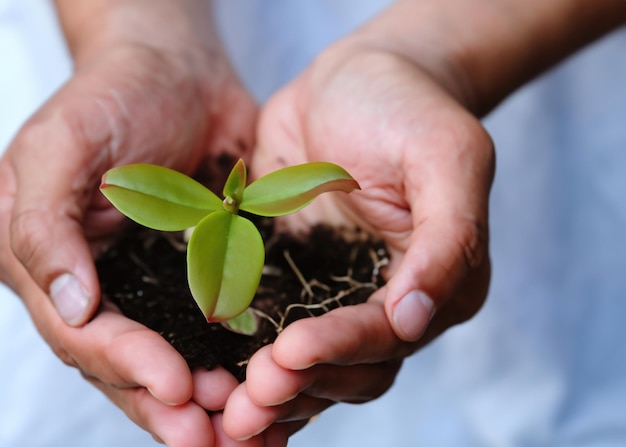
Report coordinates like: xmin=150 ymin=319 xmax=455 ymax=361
xmin=211 ymin=412 xmax=301 ymax=447
xmin=272 ymin=294 xmax=414 ymax=370
xmin=2 ymin=178 xmax=145 ymax=395
xmin=192 ymin=367 xmax=240 ymax=411
xmin=69 ymin=307 xmax=195 ymax=406
xmin=210 ymin=412 xmax=296 ymax=447
xmin=1 ymin=161 xmax=185 ymax=404
xmin=223 ymin=383 xmax=333 ymax=442
xmin=87 ymin=377 xmax=215 ymax=447
xmin=17 ymin=278 xmax=194 ymax=406
xmin=246 ymin=345 xmax=402 ymax=406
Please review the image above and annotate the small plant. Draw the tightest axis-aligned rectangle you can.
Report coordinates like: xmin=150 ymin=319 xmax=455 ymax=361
xmin=100 ymin=159 xmax=359 ymax=328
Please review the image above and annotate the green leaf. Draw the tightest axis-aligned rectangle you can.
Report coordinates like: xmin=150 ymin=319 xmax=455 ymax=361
xmin=187 ymin=211 xmax=264 ymax=322
xmin=100 ymin=164 xmax=223 ymax=231
xmin=222 ymin=308 xmax=259 ymax=335
xmin=240 ymin=162 xmax=360 ymax=217
xmin=222 ymin=159 xmax=247 ymax=211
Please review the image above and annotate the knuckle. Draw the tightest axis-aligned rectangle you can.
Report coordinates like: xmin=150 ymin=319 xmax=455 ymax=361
xmin=12 ymin=96 xmax=109 ymax=171
xmin=446 ymin=218 xmax=491 ymax=322
xmin=46 ymin=320 xmax=83 ymax=369
xmin=9 ymin=208 xmax=49 ymax=271
xmin=454 ymin=215 xmax=489 ymax=273
xmin=343 ymin=360 xmax=403 ymax=404
xmin=50 ymin=339 xmax=79 ymax=369
xmin=363 ymin=361 xmax=402 ymax=402
xmin=103 ymin=333 xmax=129 ymax=371
xmin=425 ymin=216 xmax=491 ymax=329
xmin=11 ymin=117 xmax=49 ymax=155
xmin=13 ymin=111 xmax=80 ymax=163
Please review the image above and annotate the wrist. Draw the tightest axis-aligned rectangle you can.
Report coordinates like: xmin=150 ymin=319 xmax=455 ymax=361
xmin=53 ymin=0 xmax=245 ymax=124
xmin=54 ymin=0 xmax=221 ymax=68
xmin=340 ymin=0 xmax=626 ymax=116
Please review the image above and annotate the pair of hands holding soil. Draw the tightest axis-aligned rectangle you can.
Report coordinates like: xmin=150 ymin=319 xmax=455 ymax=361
xmin=0 ymin=1 xmax=496 ymax=445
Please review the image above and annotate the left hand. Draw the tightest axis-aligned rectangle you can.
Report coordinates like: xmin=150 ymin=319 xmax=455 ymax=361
xmin=222 ymin=37 xmax=495 ymax=440
xmin=0 ymin=4 xmax=260 ymax=441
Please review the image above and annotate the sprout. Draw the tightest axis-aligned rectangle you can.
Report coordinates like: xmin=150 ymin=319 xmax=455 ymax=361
xmin=100 ymin=159 xmax=360 ymax=325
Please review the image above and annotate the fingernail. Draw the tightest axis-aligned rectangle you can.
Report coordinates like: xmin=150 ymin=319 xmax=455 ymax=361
xmin=392 ymin=290 xmax=435 ymax=341
xmin=49 ymin=273 xmax=90 ymax=326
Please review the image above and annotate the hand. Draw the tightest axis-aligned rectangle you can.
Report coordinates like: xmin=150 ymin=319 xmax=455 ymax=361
xmin=222 ymin=38 xmax=494 ymax=439
xmin=219 ymin=0 xmax=625 ymax=440
xmin=0 ymin=4 xmax=258 ymax=443
xmin=3 ymin=41 xmax=257 ymax=326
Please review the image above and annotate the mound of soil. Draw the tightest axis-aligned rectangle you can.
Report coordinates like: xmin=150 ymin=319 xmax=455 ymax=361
xmin=96 ymin=220 xmax=388 ymax=382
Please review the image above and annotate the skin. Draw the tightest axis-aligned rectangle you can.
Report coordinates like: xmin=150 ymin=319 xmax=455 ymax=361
xmin=222 ymin=0 xmax=626 ymax=441
xmin=0 ymin=0 xmax=270 ymax=445
xmin=223 ymin=34 xmax=494 ymax=442
xmin=1 ymin=0 xmax=625 ymax=444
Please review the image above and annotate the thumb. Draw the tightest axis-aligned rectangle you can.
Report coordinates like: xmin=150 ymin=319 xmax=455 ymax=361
xmin=383 ymin=115 xmax=494 ymax=343
xmin=10 ymin=192 xmax=102 ymax=328
xmin=7 ymin=123 xmax=106 ymax=327
xmin=383 ymin=214 xmax=490 ymax=342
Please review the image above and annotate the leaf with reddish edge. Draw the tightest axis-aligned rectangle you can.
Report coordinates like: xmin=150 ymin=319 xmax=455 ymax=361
xmin=222 ymin=308 xmax=259 ymax=335
xmin=240 ymin=162 xmax=360 ymax=217
xmin=187 ymin=210 xmax=265 ymax=322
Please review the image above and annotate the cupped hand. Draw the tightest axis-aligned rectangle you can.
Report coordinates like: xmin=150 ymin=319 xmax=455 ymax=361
xmin=223 ymin=40 xmax=495 ymax=440
xmin=2 ymin=41 xmax=257 ymax=326
xmin=0 ymin=36 xmax=258 ymax=445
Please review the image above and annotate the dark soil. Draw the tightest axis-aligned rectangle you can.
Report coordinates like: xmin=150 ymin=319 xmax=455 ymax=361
xmin=96 ymin=219 xmax=388 ymax=382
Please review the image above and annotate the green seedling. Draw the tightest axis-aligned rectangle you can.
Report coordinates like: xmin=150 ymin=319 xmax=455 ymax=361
xmin=100 ymin=159 xmax=360 ymax=328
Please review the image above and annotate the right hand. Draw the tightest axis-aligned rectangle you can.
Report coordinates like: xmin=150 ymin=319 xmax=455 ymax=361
xmin=223 ymin=34 xmax=494 ymax=441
